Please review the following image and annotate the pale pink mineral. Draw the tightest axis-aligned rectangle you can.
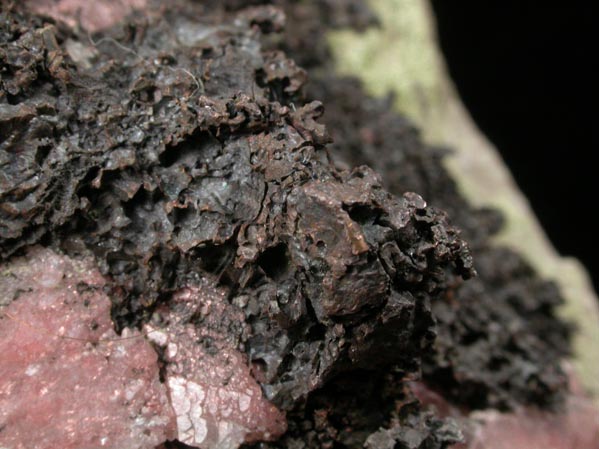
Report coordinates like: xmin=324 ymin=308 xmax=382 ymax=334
xmin=461 ymin=398 xmax=599 ymax=449
xmin=0 ymin=247 xmax=176 ymax=449
xmin=25 ymin=0 xmax=147 ymax=32
xmin=146 ymin=285 xmax=287 ymax=449
xmin=411 ymin=381 xmax=599 ymax=449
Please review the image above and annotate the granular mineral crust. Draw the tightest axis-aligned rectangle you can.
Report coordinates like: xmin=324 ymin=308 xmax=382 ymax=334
xmin=1 ymin=0 xmax=471 ymax=407
xmin=145 ymin=284 xmax=287 ymax=448
xmin=305 ymin=70 xmax=570 ymax=410
xmin=0 ymin=1 xmax=579 ymax=448
xmin=0 ymin=247 xmax=176 ymax=449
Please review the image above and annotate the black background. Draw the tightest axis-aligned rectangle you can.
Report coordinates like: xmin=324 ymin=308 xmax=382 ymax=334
xmin=430 ymin=1 xmax=598 ymax=291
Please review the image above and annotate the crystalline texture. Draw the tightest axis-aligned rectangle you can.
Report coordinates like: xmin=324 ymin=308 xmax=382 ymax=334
xmin=146 ymin=285 xmax=287 ymax=448
xmin=0 ymin=247 xmax=176 ymax=449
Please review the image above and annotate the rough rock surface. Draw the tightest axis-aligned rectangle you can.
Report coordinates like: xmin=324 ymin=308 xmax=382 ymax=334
xmin=273 ymin=0 xmax=570 ymax=411
xmin=145 ymin=284 xmax=287 ymax=448
xmin=0 ymin=1 xmax=581 ymax=448
xmin=253 ymin=370 xmax=464 ymax=449
xmin=1 ymin=2 xmax=472 ymax=448
xmin=0 ymin=247 xmax=175 ymax=449
xmin=309 ymin=74 xmax=570 ymax=409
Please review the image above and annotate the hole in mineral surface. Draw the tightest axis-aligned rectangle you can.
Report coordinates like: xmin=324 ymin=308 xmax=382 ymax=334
xmin=257 ymin=243 xmax=290 ymax=281
xmin=342 ymin=204 xmax=378 ymax=225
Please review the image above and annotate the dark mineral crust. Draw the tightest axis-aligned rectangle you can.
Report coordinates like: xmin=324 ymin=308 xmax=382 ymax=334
xmin=0 ymin=1 xmax=578 ymax=448
xmin=277 ymin=4 xmax=571 ymax=410
xmin=302 ymin=71 xmax=570 ymax=409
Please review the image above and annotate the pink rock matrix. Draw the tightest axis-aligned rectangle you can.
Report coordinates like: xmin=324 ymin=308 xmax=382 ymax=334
xmin=0 ymin=247 xmax=286 ymax=449
xmin=0 ymin=247 xmax=176 ymax=449
xmin=411 ymin=382 xmax=599 ymax=449
xmin=25 ymin=0 xmax=147 ymax=32
xmin=146 ymin=285 xmax=287 ymax=449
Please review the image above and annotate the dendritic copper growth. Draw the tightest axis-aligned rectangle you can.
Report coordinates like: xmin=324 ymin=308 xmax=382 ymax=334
xmin=0 ymin=1 xmax=586 ymax=449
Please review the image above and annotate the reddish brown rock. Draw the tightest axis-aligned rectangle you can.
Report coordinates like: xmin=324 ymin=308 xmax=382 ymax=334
xmin=145 ymin=284 xmax=287 ymax=449
xmin=461 ymin=398 xmax=599 ymax=449
xmin=0 ymin=247 xmax=176 ymax=449
xmin=24 ymin=0 xmax=147 ymax=32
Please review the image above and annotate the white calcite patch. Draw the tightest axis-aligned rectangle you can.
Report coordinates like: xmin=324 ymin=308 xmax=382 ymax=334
xmin=24 ymin=364 xmax=40 ymax=377
xmin=168 ymin=376 xmax=208 ymax=445
xmin=238 ymin=393 xmax=251 ymax=412
xmin=167 ymin=342 xmax=178 ymax=358
xmin=146 ymin=328 xmax=168 ymax=346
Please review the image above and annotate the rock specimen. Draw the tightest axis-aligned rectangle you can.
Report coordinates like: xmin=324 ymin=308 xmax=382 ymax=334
xmin=0 ymin=1 xmax=586 ymax=448
xmin=1 ymin=2 xmax=472 ymax=447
